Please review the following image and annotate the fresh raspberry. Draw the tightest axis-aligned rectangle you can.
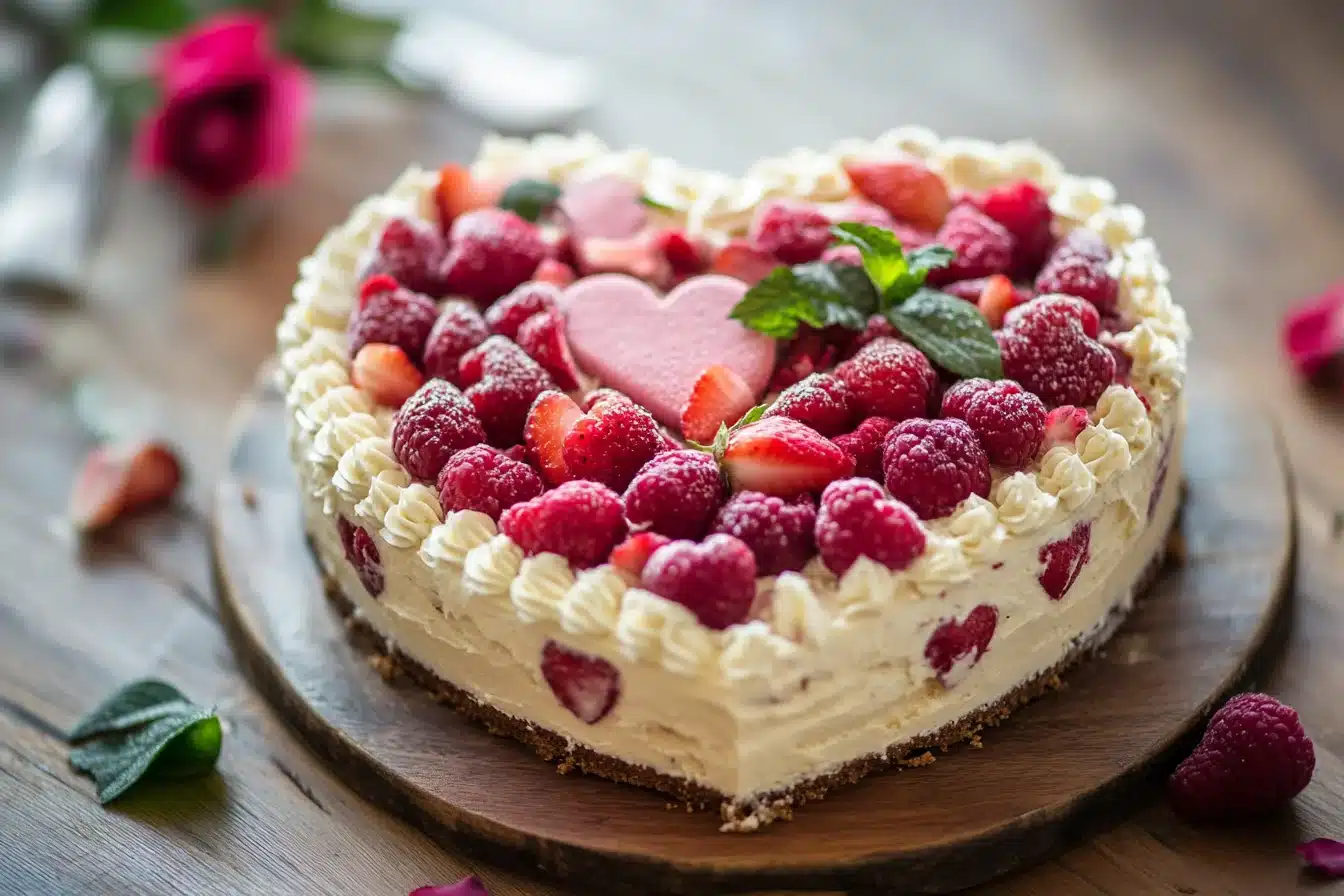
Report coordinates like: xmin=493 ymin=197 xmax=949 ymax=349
xmin=655 ymin=229 xmax=707 ymax=276
xmin=460 ymin=336 xmax=556 ymax=447
xmin=338 ymin=517 xmax=384 ymax=596
xmin=849 ymin=315 xmax=900 ymax=355
xmin=769 ymin=329 xmax=836 ymax=391
xmin=834 ymin=338 xmax=937 ymax=421
xmin=622 ymin=450 xmax=724 ymax=540
xmin=391 ymin=380 xmax=488 ymax=482
xmin=532 ymin=258 xmax=576 ymax=287
xmin=972 ymin=180 xmax=1054 ymax=276
xmin=711 ymin=492 xmax=816 ymax=576
xmin=924 ymin=605 xmax=998 ymax=685
xmin=998 ymin=295 xmax=1115 ymax=407
xmin=641 ymin=534 xmax=757 ymax=629
xmin=841 ymin=157 xmax=951 ymax=231
xmin=435 ymin=444 xmax=544 ymax=521
xmin=485 ymin=282 xmax=560 ymax=340
xmin=499 ymin=480 xmax=626 ymax=568
xmin=608 ymin=532 xmax=671 ymax=580
xmin=357 ymin=273 xmax=399 ymax=309
xmin=1042 ymin=405 xmax=1089 ymax=450
xmin=1038 ymin=520 xmax=1091 ymax=600
xmin=360 ymin=217 xmax=446 ymax=297
xmin=563 ymin=397 xmax=665 ymax=491
xmin=582 ymin=388 xmax=632 ymax=411
xmin=826 ymin=200 xmax=896 ymax=229
xmin=422 ymin=301 xmax=489 ymax=382
xmin=347 ymin=286 xmax=438 ymax=362
xmin=815 ymin=479 xmax=925 ymax=575
xmin=540 ymin=640 xmax=621 ymax=724
xmin=351 ymin=343 xmax=424 ymax=409
xmin=541 ymin=226 xmax=575 ymax=264
xmin=440 ymin=208 xmax=545 ymax=303
xmin=925 ymin=204 xmax=1015 ymax=286
xmin=748 ymin=199 xmax=833 ymax=264
xmin=763 ymin=373 xmax=854 ymax=437
xmin=1034 ymin=228 xmax=1118 ymax=311
xmin=820 ymin=244 xmax=862 ymax=266
xmin=940 ymin=378 xmax=1046 ymax=469
xmin=516 ymin=308 xmax=581 ymax=391
xmin=1168 ymin=693 xmax=1315 ymax=822
xmin=831 ymin=416 xmax=898 ymax=480
xmin=883 ymin=418 xmax=991 ymax=519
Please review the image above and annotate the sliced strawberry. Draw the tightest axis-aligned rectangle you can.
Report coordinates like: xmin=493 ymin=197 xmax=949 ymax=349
xmin=1038 ymin=521 xmax=1092 ymax=601
xmin=680 ymin=364 xmax=757 ymax=443
xmin=516 ymin=308 xmax=581 ymax=391
xmin=608 ymin=532 xmax=672 ymax=581
xmin=709 ymin=239 xmax=780 ymax=286
xmin=434 ymin=162 xmax=498 ymax=230
xmin=575 ymin=233 xmax=671 ymax=286
xmin=524 ymin=390 xmax=583 ymax=486
xmin=721 ymin=417 xmax=855 ymax=497
xmin=842 ymin=157 xmax=951 ymax=231
xmin=655 ymin=229 xmax=707 ymax=275
xmin=540 ymin=640 xmax=621 ymax=724
xmin=532 ymin=258 xmax=576 ymax=287
xmin=357 ymin=274 xmax=399 ymax=310
xmin=352 ymin=343 xmax=425 ymax=408
xmin=1042 ymin=405 xmax=1089 ymax=450
xmin=70 ymin=440 xmax=183 ymax=532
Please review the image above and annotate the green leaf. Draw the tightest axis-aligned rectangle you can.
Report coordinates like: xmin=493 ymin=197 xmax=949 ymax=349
xmin=906 ymin=244 xmax=955 ymax=277
xmin=729 ymin=267 xmax=827 ymax=339
xmin=887 ymin=289 xmax=1004 ymax=379
xmin=639 ymin=195 xmax=677 ymax=213
xmin=498 ymin=178 xmax=562 ymax=223
xmin=68 ymin=679 xmax=192 ymax=742
xmin=70 ymin=708 xmax=220 ymax=804
xmin=687 ymin=403 xmax=768 ymax=462
xmin=88 ymin=0 xmax=193 ymax=33
xmin=735 ymin=404 xmax=768 ymax=429
xmin=828 ymin=223 xmax=909 ymax=301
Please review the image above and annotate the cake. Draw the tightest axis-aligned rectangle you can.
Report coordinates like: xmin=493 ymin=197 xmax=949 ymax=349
xmin=276 ymin=129 xmax=1189 ymax=831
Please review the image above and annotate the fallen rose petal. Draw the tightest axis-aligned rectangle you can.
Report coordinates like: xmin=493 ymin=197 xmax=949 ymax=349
xmin=1297 ymin=838 xmax=1344 ymax=877
xmin=70 ymin=440 xmax=183 ymax=532
xmin=1282 ymin=282 xmax=1344 ymax=380
xmin=409 ymin=877 xmax=489 ymax=896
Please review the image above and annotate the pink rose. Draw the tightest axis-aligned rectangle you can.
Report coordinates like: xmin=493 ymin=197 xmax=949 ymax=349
xmin=135 ymin=14 xmax=310 ymax=204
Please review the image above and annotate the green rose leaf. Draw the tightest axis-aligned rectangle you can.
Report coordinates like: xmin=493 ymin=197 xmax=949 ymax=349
xmin=498 ymin=178 xmax=562 ymax=223
xmin=887 ymin=289 xmax=1004 ymax=379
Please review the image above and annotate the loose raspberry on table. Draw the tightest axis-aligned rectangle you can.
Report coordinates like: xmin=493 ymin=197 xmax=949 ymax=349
xmin=460 ymin=336 xmax=556 ymax=447
xmin=998 ymin=294 xmax=1116 ymax=407
xmin=748 ymin=199 xmax=833 ymax=264
xmin=347 ymin=286 xmax=438 ymax=363
xmin=439 ymin=208 xmax=546 ymax=304
xmin=883 ymin=417 xmax=991 ymax=519
xmin=540 ymin=640 xmax=621 ymax=725
xmin=1168 ymin=693 xmax=1315 ymax=822
xmin=815 ymin=479 xmax=925 ymax=576
xmin=499 ymin=480 xmax=627 ymax=568
xmin=422 ymin=301 xmax=489 ymax=382
xmin=485 ymin=282 xmax=560 ymax=340
xmin=831 ymin=416 xmax=898 ymax=480
xmin=763 ymin=373 xmax=854 ymax=437
xmin=338 ymin=517 xmax=384 ymax=596
xmin=359 ymin=216 xmax=446 ymax=297
xmin=435 ymin=444 xmax=544 ymax=521
xmin=1038 ymin=520 xmax=1091 ymax=601
xmin=972 ymin=180 xmax=1054 ymax=277
xmin=1034 ymin=228 xmax=1118 ymax=311
xmin=641 ymin=534 xmax=757 ymax=630
xmin=391 ymin=380 xmax=488 ymax=482
xmin=924 ymin=604 xmax=998 ymax=685
xmin=563 ymin=397 xmax=666 ymax=492
xmin=622 ymin=450 xmax=724 ymax=541
xmin=516 ymin=308 xmax=581 ymax=391
xmin=834 ymin=338 xmax=937 ymax=421
xmin=926 ymin=204 xmax=1015 ymax=285
xmin=608 ymin=532 xmax=671 ymax=580
xmin=940 ymin=377 xmax=1046 ymax=469
xmin=712 ymin=491 xmax=816 ymax=576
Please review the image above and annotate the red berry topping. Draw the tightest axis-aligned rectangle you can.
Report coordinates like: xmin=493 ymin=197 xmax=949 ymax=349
xmin=926 ymin=204 xmax=1015 ymax=285
xmin=722 ymin=416 xmax=855 ymax=497
xmin=440 ymin=208 xmax=545 ymax=304
xmin=924 ymin=604 xmax=998 ymax=685
xmin=485 ymin=282 xmax=560 ymax=340
xmin=940 ymin=275 xmax=1030 ymax=328
xmin=712 ymin=491 xmax=816 ymax=576
xmin=655 ymin=229 xmax=707 ymax=276
xmin=769 ymin=328 xmax=836 ymax=391
xmin=532 ymin=258 xmax=576 ymax=287
xmin=391 ymin=380 xmax=487 ymax=482
xmin=831 ymin=416 xmax=898 ymax=480
xmin=434 ymin=162 xmax=498 ymax=229
xmin=338 ymin=517 xmax=384 ymax=596
xmin=680 ymin=364 xmax=757 ymax=444
xmin=1103 ymin=337 xmax=1134 ymax=384
xmin=459 ymin=336 xmax=556 ymax=447
xmin=1038 ymin=520 xmax=1091 ymax=600
xmin=826 ymin=200 xmax=896 ymax=229
xmin=883 ymin=418 xmax=991 ymax=519
xmin=500 ymin=480 xmax=626 ymax=568
xmin=608 ymin=532 xmax=672 ymax=580
xmin=361 ymin=217 xmax=446 ymax=297
xmin=575 ymin=232 xmax=671 ymax=286
xmin=848 ymin=315 xmax=900 ymax=355
xmin=562 ymin=397 xmax=665 ymax=492
xmin=1035 ymin=228 xmax=1118 ymax=311
xmin=524 ymin=390 xmax=583 ymax=486
xmin=516 ymin=308 xmax=581 ymax=391
xmin=972 ymin=180 xmax=1054 ymax=276
xmin=348 ymin=286 xmax=438 ymax=363
xmin=820 ymin=244 xmax=862 ymax=266
xmin=940 ymin=378 xmax=1046 ymax=469
xmin=709 ymin=239 xmax=780 ymax=286
xmin=834 ymin=337 xmax=937 ymax=421
xmin=748 ymin=199 xmax=833 ymax=264
xmin=641 ymin=534 xmax=757 ymax=630
xmin=422 ymin=301 xmax=489 ymax=382
xmin=351 ymin=343 xmax=424 ymax=409
xmin=582 ymin=388 xmax=632 ymax=411
xmin=357 ymin=273 xmax=399 ymax=309
xmin=1168 ymin=693 xmax=1315 ymax=822
xmin=434 ymin=444 xmax=544 ymax=521
xmin=815 ymin=479 xmax=925 ymax=575
xmin=540 ymin=640 xmax=621 ymax=725
xmin=763 ymin=373 xmax=854 ymax=437
xmin=623 ymin=450 xmax=725 ymax=540
xmin=842 ymin=157 xmax=951 ymax=231
xmin=1042 ymin=405 xmax=1089 ymax=450
xmin=999 ymin=295 xmax=1116 ymax=407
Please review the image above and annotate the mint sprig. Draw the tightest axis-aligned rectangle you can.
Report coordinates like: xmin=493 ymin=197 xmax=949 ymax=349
xmin=890 ymin=289 xmax=1004 ymax=379
xmin=68 ymin=679 xmax=222 ymax=804
xmin=729 ymin=262 xmax=876 ymax=339
xmin=498 ymin=178 xmax=561 ymax=222
xmin=830 ymin=222 xmax=953 ymax=309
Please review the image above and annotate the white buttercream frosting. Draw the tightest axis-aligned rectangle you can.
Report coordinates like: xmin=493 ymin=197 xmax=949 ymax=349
xmin=1039 ymin=447 xmax=1097 ymax=511
xmin=938 ymin=494 xmax=1006 ymax=560
xmin=1095 ymin=385 xmax=1153 ymax=450
xmin=281 ymin=329 xmax=347 ymax=387
xmin=380 ymin=482 xmax=442 ymax=550
xmin=421 ymin=511 xmax=497 ymax=573
xmin=993 ymin=472 xmax=1058 ymax=534
xmin=357 ymin=468 xmax=410 ymax=529
xmin=1075 ymin=425 xmax=1132 ymax=484
xmin=463 ymin=535 xmax=523 ymax=598
xmin=908 ymin=534 xmax=973 ymax=598
xmin=769 ymin=573 xmax=830 ymax=647
xmin=333 ymin=436 xmax=398 ymax=507
xmin=310 ymin=412 xmax=380 ymax=512
xmin=559 ymin=566 xmax=627 ymax=636
xmin=511 ymin=553 xmax=575 ymax=625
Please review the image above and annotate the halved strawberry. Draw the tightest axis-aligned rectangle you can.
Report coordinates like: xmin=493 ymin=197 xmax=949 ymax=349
xmin=434 ymin=162 xmax=498 ymax=230
xmin=977 ymin=274 xmax=1023 ymax=328
xmin=1042 ymin=405 xmax=1089 ymax=450
xmin=540 ymin=640 xmax=621 ymax=724
xmin=357 ymin=274 xmax=399 ymax=310
xmin=710 ymin=239 xmax=780 ymax=286
xmin=70 ymin=440 xmax=183 ymax=532
xmin=608 ymin=532 xmax=672 ymax=581
xmin=655 ymin=229 xmax=707 ymax=275
xmin=351 ymin=343 xmax=424 ymax=408
xmin=524 ymin=390 xmax=583 ymax=486
xmin=721 ymin=417 xmax=855 ymax=497
xmin=842 ymin=157 xmax=951 ymax=231
xmin=532 ymin=258 xmax=576 ymax=287
xmin=681 ymin=364 xmax=757 ymax=443
xmin=516 ymin=308 xmax=581 ymax=391
xmin=575 ymin=233 xmax=671 ymax=286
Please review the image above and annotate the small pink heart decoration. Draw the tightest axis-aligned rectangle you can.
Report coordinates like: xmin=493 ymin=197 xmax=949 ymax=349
xmin=561 ymin=274 xmax=776 ymax=430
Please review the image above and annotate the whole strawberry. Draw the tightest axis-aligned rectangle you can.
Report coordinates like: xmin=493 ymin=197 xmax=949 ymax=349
xmin=1168 ymin=693 xmax=1315 ymax=822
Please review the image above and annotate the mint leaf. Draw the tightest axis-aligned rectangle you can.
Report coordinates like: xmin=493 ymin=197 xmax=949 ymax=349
xmin=70 ymin=708 xmax=220 ymax=804
xmin=68 ymin=679 xmax=193 ymax=741
xmin=906 ymin=244 xmax=955 ymax=277
xmin=498 ymin=178 xmax=561 ymax=223
xmin=639 ymin=195 xmax=677 ymax=213
xmin=887 ymin=289 xmax=1004 ymax=379
xmin=829 ymin=223 xmax=953 ymax=309
xmin=731 ymin=262 xmax=876 ymax=339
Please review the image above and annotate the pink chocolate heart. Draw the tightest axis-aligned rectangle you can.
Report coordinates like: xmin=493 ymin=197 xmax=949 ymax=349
xmin=561 ymin=274 xmax=775 ymax=430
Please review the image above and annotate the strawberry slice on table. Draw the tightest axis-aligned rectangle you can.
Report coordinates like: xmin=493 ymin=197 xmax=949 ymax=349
xmin=69 ymin=440 xmax=183 ymax=532
xmin=434 ymin=162 xmax=499 ymax=230
xmin=524 ymin=390 xmax=583 ymax=486
xmin=681 ymin=364 xmax=757 ymax=443
xmin=721 ymin=416 xmax=854 ymax=497
xmin=709 ymin=239 xmax=780 ymax=286
xmin=540 ymin=640 xmax=621 ymax=724
xmin=351 ymin=343 xmax=425 ymax=408
xmin=842 ymin=157 xmax=951 ymax=231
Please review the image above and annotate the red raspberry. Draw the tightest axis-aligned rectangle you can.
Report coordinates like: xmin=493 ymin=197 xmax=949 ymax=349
xmin=711 ymin=491 xmax=816 ymax=576
xmin=1102 ymin=335 xmax=1134 ymax=384
xmin=440 ymin=208 xmax=545 ymax=304
xmin=820 ymin=244 xmax=862 ymax=266
xmin=1042 ymin=405 xmax=1089 ymax=450
xmin=972 ymin=180 xmax=1054 ymax=276
xmin=827 ymin=200 xmax=895 ymax=229
xmin=924 ymin=604 xmax=998 ymax=685
xmin=608 ymin=532 xmax=671 ymax=580
xmin=641 ymin=534 xmax=757 ymax=629
xmin=849 ymin=315 xmax=900 ymax=355
xmin=998 ymin=295 xmax=1116 ymax=407
xmin=581 ymin=388 xmax=632 ymax=411
xmin=1038 ymin=520 xmax=1091 ymax=600
xmin=516 ymin=308 xmax=581 ymax=391
xmin=540 ymin=640 xmax=621 ymax=724
xmin=769 ymin=329 xmax=835 ymax=392
xmin=831 ymin=416 xmax=898 ymax=480
xmin=815 ymin=479 xmax=925 ymax=575
xmin=622 ymin=450 xmax=724 ymax=540
xmin=360 ymin=217 xmax=446 ymax=297
xmin=1035 ymin=228 xmax=1118 ymax=311
xmin=834 ymin=338 xmax=937 ymax=421
xmin=337 ymin=517 xmax=384 ymax=596
xmin=940 ymin=275 xmax=1032 ymax=306
xmin=883 ymin=418 xmax=991 ymax=519
xmin=655 ymin=229 xmax=707 ymax=275
xmin=563 ymin=398 xmax=665 ymax=492
xmin=940 ymin=378 xmax=1046 ymax=469
xmin=485 ymin=282 xmax=560 ymax=340
xmin=435 ymin=444 xmax=544 ymax=521
xmin=925 ymin=204 xmax=1015 ymax=286
xmin=460 ymin=336 xmax=556 ymax=447
xmin=748 ymin=199 xmax=833 ymax=264
xmin=763 ymin=373 xmax=854 ymax=437
xmin=357 ymin=273 xmax=399 ymax=309
xmin=391 ymin=380 xmax=487 ymax=482
xmin=499 ymin=480 xmax=626 ymax=568
xmin=347 ymin=286 xmax=438 ymax=363
xmin=532 ymin=258 xmax=576 ymax=287
xmin=422 ymin=300 xmax=489 ymax=382
xmin=1168 ymin=693 xmax=1315 ymax=822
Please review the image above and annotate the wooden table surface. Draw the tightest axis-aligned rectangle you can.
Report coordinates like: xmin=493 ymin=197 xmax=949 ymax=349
xmin=3 ymin=0 xmax=1343 ymax=893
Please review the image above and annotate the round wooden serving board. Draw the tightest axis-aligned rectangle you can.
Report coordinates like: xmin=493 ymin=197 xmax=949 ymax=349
xmin=212 ymin=384 xmax=1292 ymax=895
